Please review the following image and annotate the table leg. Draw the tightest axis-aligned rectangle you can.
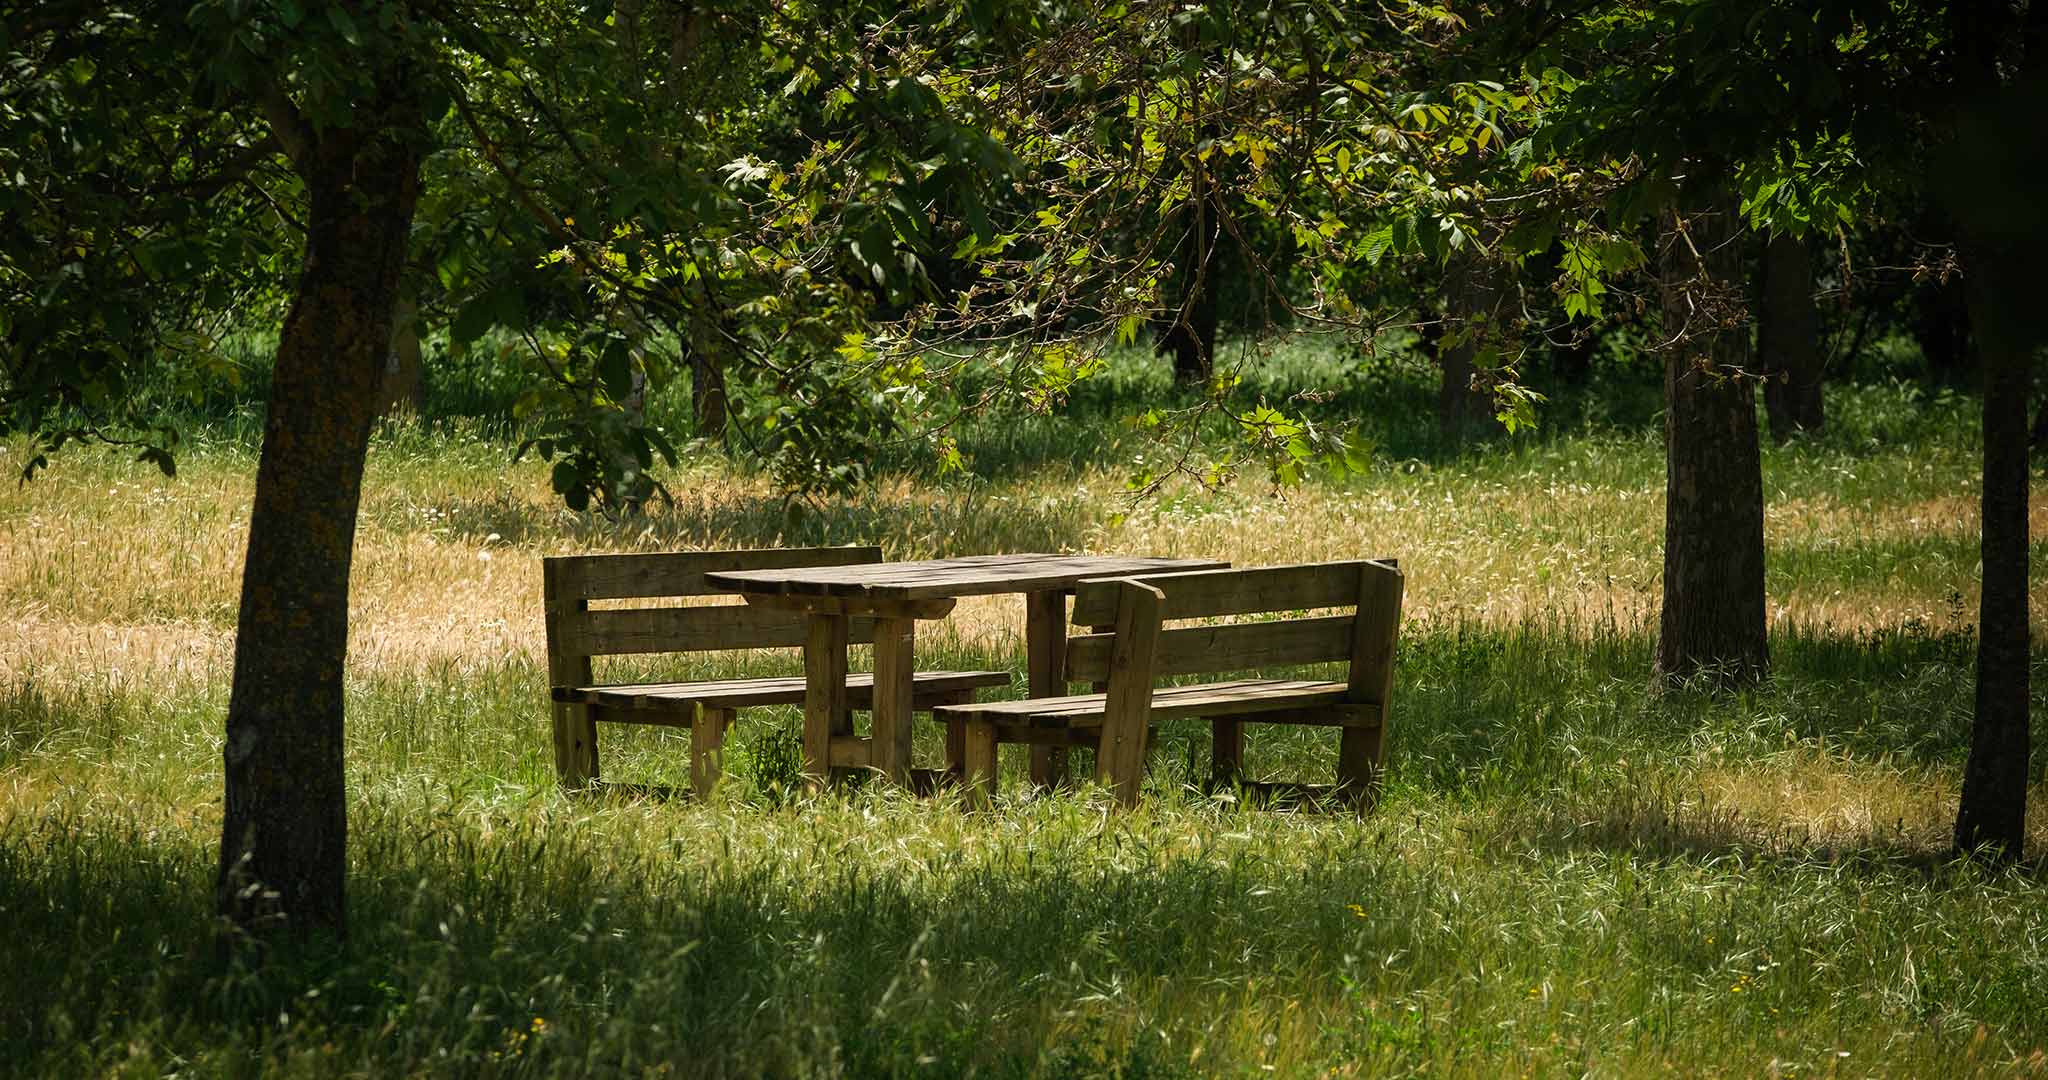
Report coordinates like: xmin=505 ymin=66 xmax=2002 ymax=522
xmin=871 ymin=616 xmax=917 ymax=786
xmin=1025 ymin=589 xmax=1069 ymax=788
xmin=803 ymin=613 xmax=849 ymax=785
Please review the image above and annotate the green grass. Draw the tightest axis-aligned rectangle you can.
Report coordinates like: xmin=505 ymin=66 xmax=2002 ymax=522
xmin=2 ymin=352 xmax=2045 ymax=1076
xmin=4 ymin=615 xmax=2044 ymax=1076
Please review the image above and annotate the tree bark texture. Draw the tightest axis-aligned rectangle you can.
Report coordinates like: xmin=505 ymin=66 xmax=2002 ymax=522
xmin=1954 ymin=255 xmax=2032 ymax=857
xmin=1656 ymin=195 xmax=1769 ymax=686
xmin=1910 ymin=277 xmax=1973 ymax=384
xmin=376 ymin=296 xmax=425 ymax=415
xmin=691 ymin=345 xmax=728 ymax=443
xmin=217 ymin=104 xmax=423 ymax=938
xmin=1944 ymin=0 xmax=2041 ymax=860
xmin=1437 ymin=254 xmax=1503 ymax=443
xmin=1758 ymin=232 xmax=1822 ymax=441
xmin=1159 ymin=190 xmax=1222 ymax=385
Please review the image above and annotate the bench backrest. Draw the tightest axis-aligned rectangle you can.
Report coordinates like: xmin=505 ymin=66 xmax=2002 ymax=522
xmin=542 ymin=546 xmax=884 ymax=687
xmin=1065 ymin=560 xmax=1403 ymax=706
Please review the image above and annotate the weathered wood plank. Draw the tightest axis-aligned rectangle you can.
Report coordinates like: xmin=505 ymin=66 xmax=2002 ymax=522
xmin=973 ymin=726 xmax=1101 ymax=746
xmin=1025 ymin=588 xmax=1070 ymax=788
xmin=1066 ymin=615 xmax=1354 ymax=681
xmin=543 ymin=558 xmax=600 ymax=787
xmin=1339 ymin=560 xmax=1404 ymax=808
xmin=705 ymin=554 xmax=1227 ymax=601
xmin=1211 ymin=718 xmax=1243 ymax=788
xmin=554 ymin=670 xmax=1009 ymax=710
xmin=691 ymin=707 xmax=733 ymax=798
xmin=1072 ymin=561 xmax=1376 ymax=625
xmin=547 ymin=546 xmax=881 ymax=601
xmin=803 ymin=614 xmax=849 ymax=784
xmin=828 ymin=735 xmax=872 ymax=769
xmin=871 ymin=616 xmax=917 ymax=786
xmin=932 ymin=679 xmax=1352 ymax=725
xmin=1095 ymin=580 xmax=1164 ymax=807
xmin=555 ymin=605 xmax=881 ymax=657
xmin=566 ymin=706 xmax=693 ymax=728
xmin=944 ymin=717 xmax=966 ymax=776
xmin=961 ymin=719 xmax=999 ymax=808
xmin=738 ymin=593 xmax=958 ymax=619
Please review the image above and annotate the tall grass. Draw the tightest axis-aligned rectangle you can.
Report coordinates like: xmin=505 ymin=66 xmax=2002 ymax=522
xmin=2 ymin=355 xmax=2045 ymax=1076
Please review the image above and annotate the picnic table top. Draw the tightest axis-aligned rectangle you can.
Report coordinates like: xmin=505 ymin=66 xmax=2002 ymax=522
xmin=703 ymin=553 xmax=1228 ymax=601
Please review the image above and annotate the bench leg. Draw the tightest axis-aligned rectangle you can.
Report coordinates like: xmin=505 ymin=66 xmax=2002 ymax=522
xmin=962 ymin=719 xmax=999 ymax=808
xmin=1210 ymin=718 xmax=1244 ymax=791
xmin=553 ymin=701 xmax=600 ymax=789
xmin=692 ymin=707 xmax=734 ymax=798
xmin=917 ymin=689 xmax=978 ymax=782
xmin=944 ymin=717 xmax=967 ymax=779
xmin=1336 ymin=724 xmax=1384 ymax=812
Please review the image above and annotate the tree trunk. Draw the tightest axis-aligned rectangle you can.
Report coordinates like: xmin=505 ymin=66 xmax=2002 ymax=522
xmin=376 ymin=295 xmax=425 ymax=416
xmin=1758 ymin=232 xmax=1822 ymax=441
xmin=1553 ymin=320 xmax=1596 ymax=385
xmin=1437 ymin=254 xmax=1501 ymax=444
xmin=1911 ymin=276 xmax=1973 ymax=384
xmin=217 ymin=113 xmax=423 ymax=938
xmin=1656 ymin=195 xmax=1768 ymax=686
xmin=692 ymin=345 xmax=728 ymax=444
xmin=1954 ymin=256 xmax=2032 ymax=857
xmin=1944 ymin=0 xmax=2040 ymax=861
xmin=1159 ymin=191 xmax=1222 ymax=385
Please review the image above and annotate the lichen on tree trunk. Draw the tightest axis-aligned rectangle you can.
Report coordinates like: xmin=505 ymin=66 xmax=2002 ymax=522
xmin=217 ymin=100 xmax=423 ymax=939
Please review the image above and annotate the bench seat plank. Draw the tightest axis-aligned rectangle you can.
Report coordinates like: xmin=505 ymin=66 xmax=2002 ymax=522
xmin=556 ymin=670 xmax=1010 ymax=712
xmin=932 ymin=678 xmax=1367 ymax=727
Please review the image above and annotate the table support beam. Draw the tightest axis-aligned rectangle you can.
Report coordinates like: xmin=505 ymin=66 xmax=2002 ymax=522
xmin=1026 ymin=589 xmax=1070 ymax=788
xmin=871 ymin=615 xmax=917 ymax=786
xmin=803 ymin=613 xmax=849 ymax=784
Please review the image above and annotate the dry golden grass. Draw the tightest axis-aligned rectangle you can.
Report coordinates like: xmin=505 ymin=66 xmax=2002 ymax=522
xmin=3 ymin=440 xmax=2041 ymax=689
xmin=1696 ymin=751 xmax=2048 ymax=853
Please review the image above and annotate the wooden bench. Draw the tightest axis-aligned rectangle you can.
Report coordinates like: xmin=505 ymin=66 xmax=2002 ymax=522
xmin=931 ymin=560 xmax=1402 ymax=808
xmin=544 ymin=547 xmax=1011 ymax=795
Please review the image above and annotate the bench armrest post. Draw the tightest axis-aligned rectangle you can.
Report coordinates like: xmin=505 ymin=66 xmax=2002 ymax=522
xmin=1338 ymin=560 xmax=1404 ymax=806
xmin=1095 ymin=579 xmax=1165 ymax=807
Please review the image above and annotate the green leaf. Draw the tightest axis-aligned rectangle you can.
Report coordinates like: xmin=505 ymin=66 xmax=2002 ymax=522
xmin=599 ymin=341 xmax=634 ymax=402
xmin=436 ymin=246 xmax=466 ymax=291
xmin=1361 ymin=225 xmax=1394 ymax=265
xmin=325 ymin=6 xmax=361 ymax=45
xmin=451 ymin=294 xmax=498 ymax=346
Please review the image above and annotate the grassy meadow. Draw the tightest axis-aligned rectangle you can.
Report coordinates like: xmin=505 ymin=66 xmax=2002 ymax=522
xmin=2 ymin=342 xmax=2046 ymax=1077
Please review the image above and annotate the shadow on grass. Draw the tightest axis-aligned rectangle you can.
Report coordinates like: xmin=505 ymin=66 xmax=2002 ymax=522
xmin=0 ymin=802 xmax=1425 ymax=1077
xmin=1383 ymin=617 xmax=2021 ymax=804
xmin=1491 ymin=769 xmax=2047 ymax=878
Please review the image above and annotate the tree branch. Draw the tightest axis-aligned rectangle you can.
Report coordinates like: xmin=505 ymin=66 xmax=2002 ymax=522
xmin=252 ymin=76 xmax=313 ymax=171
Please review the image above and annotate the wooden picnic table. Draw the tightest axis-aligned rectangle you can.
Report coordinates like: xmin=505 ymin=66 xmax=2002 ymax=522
xmin=703 ymin=553 xmax=1227 ymax=787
